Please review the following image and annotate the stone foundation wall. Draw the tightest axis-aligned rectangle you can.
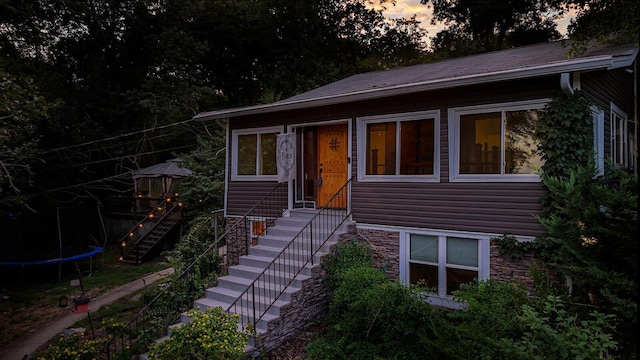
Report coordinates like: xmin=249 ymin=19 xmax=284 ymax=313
xmin=489 ymin=242 xmax=537 ymax=291
xmin=255 ymin=231 xmax=355 ymax=352
xmin=224 ymin=217 xmax=248 ymax=270
xmin=350 ymin=228 xmax=400 ymax=280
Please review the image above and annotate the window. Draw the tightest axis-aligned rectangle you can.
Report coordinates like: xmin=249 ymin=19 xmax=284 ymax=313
xmin=232 ymin=126 xmax=282 ymax=180
xmin=404 ymin=232 xmax=489 ymax=298
xmin=450 ymin=100 xmax=547 ymax=182
xmin=358 ymin=110 xmax=439 ymax=181
xmin=592 ymin=107 xmax=605 ymax=176
xmin=611 ymin=103 xmax=634 ymax=169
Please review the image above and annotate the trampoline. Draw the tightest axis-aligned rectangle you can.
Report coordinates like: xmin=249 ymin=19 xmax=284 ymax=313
xmin=0 ymin=246 xmax=104 ymax=282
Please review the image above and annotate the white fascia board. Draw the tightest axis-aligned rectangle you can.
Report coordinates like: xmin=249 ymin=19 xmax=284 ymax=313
xmin=610 ymin=47 xmax=639 ymax=69
xmin=193 ymin=55 xmax=615 ymax=122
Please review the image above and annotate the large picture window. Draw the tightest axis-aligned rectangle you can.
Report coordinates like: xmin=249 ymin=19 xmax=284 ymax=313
xmin=358 ymin=110 xmax=439 ymax=181
xmin=450 ymin=100 xmax=547 ymax=182
xmin=232 ymin=126 xmax=281 ymax=180
xmin=405 ymin=232 xmax=487 ymax=297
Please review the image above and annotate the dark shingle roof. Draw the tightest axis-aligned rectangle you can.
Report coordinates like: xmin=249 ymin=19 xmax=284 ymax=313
xmin=194 ymin=40 xmax=637 ymax=121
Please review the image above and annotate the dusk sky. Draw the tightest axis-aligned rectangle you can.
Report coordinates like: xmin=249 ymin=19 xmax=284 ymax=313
xmin=371 ymin=0 xmax=575 ymax=47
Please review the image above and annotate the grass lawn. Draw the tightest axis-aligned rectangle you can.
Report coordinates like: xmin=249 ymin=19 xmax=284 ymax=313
xmin=0 ymin=241 xmax=170 ymax=349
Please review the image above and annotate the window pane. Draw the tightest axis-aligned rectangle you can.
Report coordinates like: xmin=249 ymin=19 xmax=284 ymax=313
xmin=505 ymin=110 xmax=543 ymax=174
xmin=409 ymin=262 xmax=438 ymax=288
xmin=259 ymin=133 xmax=277 ymax=175
xmin=400 ymin=119 xmax=434 ymax=175
xmin=238 ymin=134 xmax=257 ymax=175
xmin=366 ymin=122 xmax=396 ymax=175
xmin=446 ymin=267 xmax=478 ymax=295
xmin=446 ymin=237 xmax=478 ymax=267
xmin=459 ymin=113 xmax=501 ymax=174
xmin=410 ymin=234 xmax=438 ymax=263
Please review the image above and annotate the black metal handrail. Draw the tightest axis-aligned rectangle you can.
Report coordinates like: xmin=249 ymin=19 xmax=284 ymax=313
xmin=103 ymin=182 xmax=287 ymax=359
xmin=226 ymin=178 xmax=352 ymax=330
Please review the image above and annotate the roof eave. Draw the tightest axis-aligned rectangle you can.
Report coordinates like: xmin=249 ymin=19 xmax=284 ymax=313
xmin=193 ymin=55 xmax=616 ymax=121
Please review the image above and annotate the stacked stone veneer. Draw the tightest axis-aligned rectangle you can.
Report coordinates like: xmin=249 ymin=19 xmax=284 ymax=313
xmin=350 ymin=228 xmax=400 ymax=280
xmin=224 ymin=217 xmax=248 ymax=270
xmin=253 ymin=231 xmax=356 ymax=352
xmin=223 ymin=217 xmax=277 ymax=271
xmin=489 ymin=242 xmax=537 ymax=291
xmin=350 ymin=227 xmax=545 ymax=289
xmin=224 ymin=219 xmax=554 ymax=352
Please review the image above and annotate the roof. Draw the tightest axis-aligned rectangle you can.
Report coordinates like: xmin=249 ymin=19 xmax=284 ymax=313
xmin=132 ymin=159 xmax=193 ymax=179
xmin=194 ymin=40 xmax=638 ymax=121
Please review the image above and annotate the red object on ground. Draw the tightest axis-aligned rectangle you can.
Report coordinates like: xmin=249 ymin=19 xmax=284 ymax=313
xmin=72 ymin=297 xmax=90 ymax=314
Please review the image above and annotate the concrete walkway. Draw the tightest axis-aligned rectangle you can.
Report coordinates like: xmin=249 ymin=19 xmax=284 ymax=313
xmin=0 ymin=267 xmax=175 ymax=360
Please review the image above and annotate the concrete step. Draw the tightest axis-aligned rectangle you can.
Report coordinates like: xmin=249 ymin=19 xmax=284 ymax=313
xmin=202 ymin=279 xmax=301 ymax=304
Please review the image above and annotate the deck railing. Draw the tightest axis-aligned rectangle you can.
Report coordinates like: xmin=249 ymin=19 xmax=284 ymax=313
xmin=103 ymin=182 xmax=287 ymax=359
xmin=226 ymin=178 xmax=352 ymax=330
xmin=119 ymin=197 xmax=182 ymax=262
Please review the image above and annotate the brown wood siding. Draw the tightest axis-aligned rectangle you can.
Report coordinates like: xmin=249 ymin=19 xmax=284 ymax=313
xmin=226 ymin=75 xmax=558 ymax=235
xmin=226 ymin=181 xmax=285 ymax=216
xmin=581 ymin=69 xmax=636 ymax=160
xmin=351 ymin=181 xmax=545 ymax=236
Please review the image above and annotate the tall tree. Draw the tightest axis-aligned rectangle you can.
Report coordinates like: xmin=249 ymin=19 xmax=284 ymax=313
xmin=558 ymin=0 xmax=639 ymax=52
xmin=422 ymin=0 xmax=561 ymax=56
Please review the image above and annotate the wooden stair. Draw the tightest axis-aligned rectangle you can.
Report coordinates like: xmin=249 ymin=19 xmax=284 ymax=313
xmin=120 ymin=198 xmax=182 ymax=264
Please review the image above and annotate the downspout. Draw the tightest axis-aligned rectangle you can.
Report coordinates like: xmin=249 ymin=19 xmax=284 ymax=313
xmin=634 ymin=59 xmax=638 ymax=174
xmin=561 ymin=72 xmax=580 ymax=96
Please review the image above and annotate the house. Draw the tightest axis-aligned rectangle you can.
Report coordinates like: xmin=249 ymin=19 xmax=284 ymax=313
xmin=188 ymin=40 xmax=637 ymax=349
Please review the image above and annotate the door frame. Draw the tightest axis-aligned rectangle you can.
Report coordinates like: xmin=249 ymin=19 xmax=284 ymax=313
xmin=287 ymin=119 xmax=352 ymax=211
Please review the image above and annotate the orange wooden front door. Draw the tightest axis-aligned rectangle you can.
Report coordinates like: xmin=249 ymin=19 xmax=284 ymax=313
xmin=317 ymin=124 xmax=348 ymax=208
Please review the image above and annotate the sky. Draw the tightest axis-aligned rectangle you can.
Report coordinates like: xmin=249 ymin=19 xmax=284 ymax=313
xmin=372 ymin=0 xmax=575 ymax=47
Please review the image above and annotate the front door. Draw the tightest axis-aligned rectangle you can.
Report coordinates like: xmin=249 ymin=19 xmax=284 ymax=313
xmin=317 ymin=124 xmax=348 ymax=208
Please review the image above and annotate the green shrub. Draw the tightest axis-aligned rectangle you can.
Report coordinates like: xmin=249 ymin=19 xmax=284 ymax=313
xmin=147 ymin=307 xmax=249 ymax=360
xmin=323 ymin=240 xmax=373 ymax=292
xmin=35 ymin=333 xmax=102 ymax=360
xmin=504 ymin=295 xmax=618 ymax=359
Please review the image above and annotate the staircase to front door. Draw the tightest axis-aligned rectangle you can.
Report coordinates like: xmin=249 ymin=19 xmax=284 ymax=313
xmin=191 ymin=209 xmax=352 ymax=336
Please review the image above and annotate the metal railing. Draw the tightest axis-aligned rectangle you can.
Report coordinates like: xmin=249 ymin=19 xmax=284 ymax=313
xmin=227 ymin=178 xmax=352 ymax=330
xmin=119 ymin=197 xmax=182 ymax=262
xmin=103 ymin=182 xmax=288 ymax=359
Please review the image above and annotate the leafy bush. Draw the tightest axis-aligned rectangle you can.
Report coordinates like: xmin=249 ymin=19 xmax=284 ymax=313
xmin=322 ymin=240 xmax=373 ymax=292
xmin=309 ymin=242 xmax=622 ymax=359
xmin=535 ymin=160 xmax=637 ymax=358
xmin=147 ymin=307 xmax=249 ymax=360
xmin=504 ymin=295 xmax=618 ymax=359
xmin=35 ymin=333 xmax=102 ymax=360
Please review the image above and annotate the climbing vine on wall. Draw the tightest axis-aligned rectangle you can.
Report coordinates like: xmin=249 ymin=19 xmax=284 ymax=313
xmin=536 ymin=91 xmax=594 ymax=179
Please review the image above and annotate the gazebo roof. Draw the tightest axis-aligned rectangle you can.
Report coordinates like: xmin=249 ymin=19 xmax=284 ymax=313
xmin=132 ymin=159 xmax=193 ymax=179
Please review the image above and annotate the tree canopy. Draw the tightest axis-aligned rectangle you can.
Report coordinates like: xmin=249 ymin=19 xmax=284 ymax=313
xmin=0 ymin=0 xmax=427 ymax=220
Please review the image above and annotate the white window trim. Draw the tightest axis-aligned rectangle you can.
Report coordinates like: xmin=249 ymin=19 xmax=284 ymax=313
xmin=231 ymin=125 xmax=283 ymax=181
xmin=357 ymin=110 xmax=440 ymax=182
xmin=398 ymin=227 xmax=491 ymax=308
xmin=610 ymin=103 xmax=628 ymax=168
xmin=592 ymin=107 xmax=605 ymax=176
xmin=448 ymin=99 xmax=549 ymax=182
